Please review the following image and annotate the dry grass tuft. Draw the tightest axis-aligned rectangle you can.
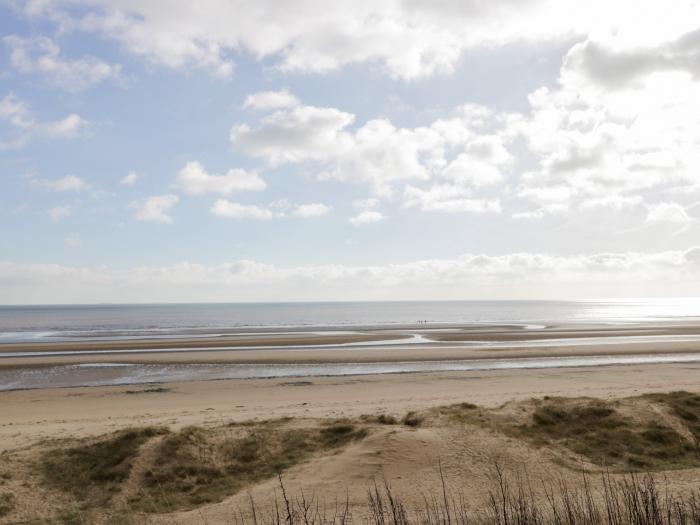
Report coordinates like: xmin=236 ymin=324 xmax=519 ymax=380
xmin=233 ymin=469 xmax=700 ymax=525
xmin=514 ymin=398 xmax=698 ymax=469
xmin=360 ymin=414 xmax=399 ymax=425
xmin=0 ymin=492 xmax=15 ymax=518
xmin=133 ymin=423 xmax=368 ymax=512
xmin=401 ymin=412 xmax=424 ymax=427
xmin=39 ymin=426 xmax=169 ymax=507
xmin=645 ymin=391 xmax=700 ymax=441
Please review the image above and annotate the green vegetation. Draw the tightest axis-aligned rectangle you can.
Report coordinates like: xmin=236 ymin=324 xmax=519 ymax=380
xmin=401 ymin=411 xmax=424 ymax=427
xmin=39 ymin=426 xmax=168 ymax=507
xmin=22 ymin=392 xmax=700 ymax=522
xmin=515 ymin=399 xmax=698 ymax=469
xmin=360 ymin=413 xmax=398 ymax=425
xmin=133 ymin=423 xmax=368 ymax=512
xmin=645 ymin=391 xmax=700 ymax=441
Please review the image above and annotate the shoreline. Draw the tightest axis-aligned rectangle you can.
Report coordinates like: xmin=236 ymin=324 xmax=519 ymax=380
xmin=2 ymin=361 xmax=700 ymax=451
xmin=5 ymin=321 xmax=700 ymax=352
xmin=3 ymin=350 xmax=700 ymax=391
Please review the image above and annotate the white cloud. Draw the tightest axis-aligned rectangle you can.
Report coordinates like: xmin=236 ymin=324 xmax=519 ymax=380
xmin=3 ymin=247 xmax=700 ymax=303
xmin=350 ymin=210 xmax=385 ymax=225
xmin=231 ymin=105 xmax=355 ymax=165
xmin=578 ymin=195 xmax=644 ymax=211
xmin=503 ymin=23 xmax=700 ymax=221
xmin=174 ymin=160 xmax=266 ymax=195
xmin=40 ymin=113 xmax=87 ymax=138
xmin=0 ymin=93 xmax=88 ymax=148
xmin=4 ymin=35 xmax=121 ymax=91
xmin=231 ymin=95 xmax=506 ymax=197
xmin=210 ymin=199 xmax=331 ymax=220
xmin=49 ymin=205 xmax=72 ymax=221
xmin=34 ymin=175 xmax=88 ymax=192
xmin=120 ymin=171 xmax=140 ymax=185
xmin=0 ymin=93 xmax=33 ymax=129
xmin=403 ymin=185 xmax=501 ymax=214
xmin=211 ymin=200 xmax=275 ymax=220
xmin=293 ymin=203 xmax=331 ymax=218
xmin=131 ymin=194 xmax=179 ymax=223
xmin=244 ymin=90 xmax=299 ymax=110
xmin=24 ymin=0 xmax=700 ymax=81
xmin=646 ymin=202 xmax=694 ymax=225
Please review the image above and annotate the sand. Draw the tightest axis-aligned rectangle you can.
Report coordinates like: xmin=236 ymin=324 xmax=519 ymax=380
xmin=2 ymin=322 xmax=700 ymax=449
xmin=1 ymin=361 xmax=700 ymax=451
xmin=2 ymin=323 xmax=700 ymax=523
xmin=5 ymin=322 xmax=700 ymax=368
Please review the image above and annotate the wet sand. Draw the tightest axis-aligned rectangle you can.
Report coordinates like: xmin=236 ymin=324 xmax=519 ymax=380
xmin=4 ymin=332 xmax=700 ymax=368
xmin=0 ymin=332 xmax=404 ymax=353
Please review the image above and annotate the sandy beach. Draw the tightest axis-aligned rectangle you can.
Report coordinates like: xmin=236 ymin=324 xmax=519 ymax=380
xmin=2 ymin=360 xmax=700 ymax=450
xmin=2 ymin=323 xmax=700 ymax=436
xmin=2 ymin=321 xmax=700 ymax=523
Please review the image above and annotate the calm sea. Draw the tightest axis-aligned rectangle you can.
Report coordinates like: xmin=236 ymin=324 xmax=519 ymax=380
xmin=1 ymin=299 xmax=700 ymax=343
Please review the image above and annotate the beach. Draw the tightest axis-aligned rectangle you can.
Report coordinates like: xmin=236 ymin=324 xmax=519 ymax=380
xmin=2 ymin=361 xmax=700 ymax=450
xmin=2 ymin=315 xmax=700 ymax=523
xmin=3 ymin=321 xmax=700 ymax=447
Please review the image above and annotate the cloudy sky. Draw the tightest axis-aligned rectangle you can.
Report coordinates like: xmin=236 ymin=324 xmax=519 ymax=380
xmin=2 ymin=0 xmax=700 ymax=303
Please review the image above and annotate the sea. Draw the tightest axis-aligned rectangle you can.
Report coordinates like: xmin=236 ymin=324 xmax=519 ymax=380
xmin=1 ymin=299 xmax=700 ymax=343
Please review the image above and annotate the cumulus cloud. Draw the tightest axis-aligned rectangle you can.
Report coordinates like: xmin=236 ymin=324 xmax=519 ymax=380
xmin=243 ymin=90 xmax=299 ymax=110
xmin=350 ymin=210 xmax=385 ymax=225
xmin=4 ymin=35 xmax=121 ymax=91
xmin=33 ymin=175 xmax=88 ymax=192
xmin=293 ymin=203 xmax=331 ymax=217
xmin=404 ymin=185 xmax=501 ymax=214
xmin=174 ymin=161 xmax=266 ymax=195
xmin=3 ymin=0 xmax=559 ymax=79
xmin=645 ymin=202 xmax=694 ymax=225
xmin=506 ymin=19 xmax=700 ymax=220
xmin=232 ymin=104 xmax=355 ymax=165
xmin=3 ymin=247 xmax=700 ymax=303
xmin=211 ymin=199 xmax=330 ymax=220
xmin=120 ymin=172 xmax=140 ymax=185
xmin=232 ymin=94 xmax=509 ymax=200
xmin=211 ymin=200 xmax=275 ymax=220
xmin=0 ymin=93 xmax=88 ymax=148
xmin=131 ymin=194 xmax=179 ymax=223
xmin=22 ymin=0 xmax=700 ymax=82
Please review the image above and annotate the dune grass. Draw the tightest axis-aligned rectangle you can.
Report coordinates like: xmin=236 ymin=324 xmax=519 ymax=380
xmin=39 ymin=426 xmax=168 ymax=507
xmin=132 ymin=423 xmax=368 ymax=512
xmin=233 ymin=470 xmax=700 ymax=525
xmin=645 ymin=391 xmax=700 ymax=442
xmin=0 ymin=492 xmax=14 ymax=518
xmin=513 ymin=398 xmax=699 ymax=470
xmin=426 ymin=396 xmax=700 ymax=471
xmin=23 ymin=392 xmax=700 ymax=523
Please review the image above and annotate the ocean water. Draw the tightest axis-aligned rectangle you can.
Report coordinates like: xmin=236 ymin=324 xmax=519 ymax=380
xmin=1 ymin=299 xmax=699 ymax=343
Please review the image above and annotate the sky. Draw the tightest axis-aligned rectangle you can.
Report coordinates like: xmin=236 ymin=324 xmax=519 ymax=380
xmin=2 ymin=0 xmax=700 ymax=303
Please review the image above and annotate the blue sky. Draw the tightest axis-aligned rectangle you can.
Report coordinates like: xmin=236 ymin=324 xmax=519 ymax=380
xmin=2 ymin=0 xmax=700 ymax=303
